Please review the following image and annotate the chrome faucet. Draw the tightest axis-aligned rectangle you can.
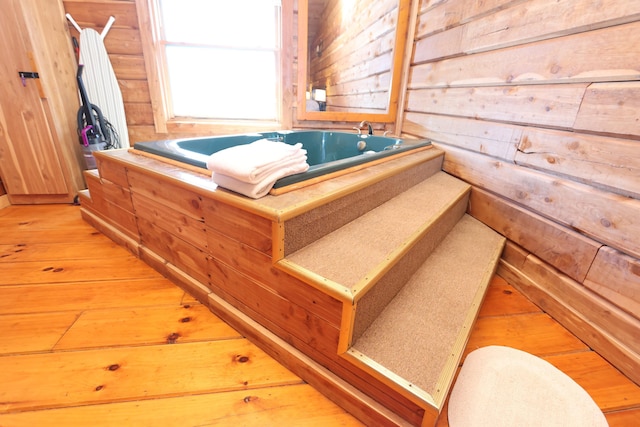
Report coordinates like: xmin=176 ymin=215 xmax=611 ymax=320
xmin=353 ymin=120 xmax=373 ymax=136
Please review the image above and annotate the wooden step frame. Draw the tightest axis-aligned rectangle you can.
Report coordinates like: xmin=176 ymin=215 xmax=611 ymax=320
xmin=79 ymin=146 xmax=501 ymax=426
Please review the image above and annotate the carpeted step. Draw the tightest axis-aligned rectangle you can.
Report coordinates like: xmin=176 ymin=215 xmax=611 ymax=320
xmin=283 ymin=149 xmax=445 ymax=255
xmin=347 ymin=214 xmax=505 ymax=409
xmin=283 ymin=171 xmax=470 ymax=294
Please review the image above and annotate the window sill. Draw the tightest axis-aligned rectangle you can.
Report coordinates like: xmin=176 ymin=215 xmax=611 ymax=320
xmin=165 ymin=118 xmax=286 ymax=136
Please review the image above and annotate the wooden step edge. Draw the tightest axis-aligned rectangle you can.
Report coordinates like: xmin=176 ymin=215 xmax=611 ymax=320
xmin=342 ymin=348 xmax=438 ymax=413
xmin=284 ymin=173 xmax=471 ymax=293
xmin=430 ymin=239 xmax=504 ymax=406
xmin=352 ymin=188 xmax=470 ymax=301
xmin=206 ymin=292 xmax=415 ymax=427
xmin=275 ymin=258 xmax=355 ymax=304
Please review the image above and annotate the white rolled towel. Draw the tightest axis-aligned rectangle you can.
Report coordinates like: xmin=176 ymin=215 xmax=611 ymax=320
xmin=206 ymin=139 xmax=306 ymax=184
xmin=213 ymin=159 xmax=309 ymax=199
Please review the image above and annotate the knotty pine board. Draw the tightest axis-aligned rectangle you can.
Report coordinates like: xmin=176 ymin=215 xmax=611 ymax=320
xmin=0 ymin=384 xmax=364 ymax=427
xmin=411 ymin=21 xmax=640 ymax=88
xmin=1 ymin=312 xmax=80 ymax=354
xmin=54 ymin=304 xmax=241 ymax=350
xmin=584 ymin=246 xmax=640 ymax=320
xmin=402 ymin=113 xmax=521 ymax=161
xmin=414 ymin=0 xmax=640 ymax=61
xmin=127 ymin=169 xmax=205 ymax=221
xmin=406 ymin=84 xmax=587 ymax=129
xmin=202 ymin=197 xmax=273 ymax=254
xmin=0 ymin=279 xmax=186 ymax=315
xmin=132 ymin=192 xmax=208 ymax=251
xmin=0 ymin=240 xmax=129 ymax=263
xmin=136 ymin=216 xmax=209 ymax=285
xmin=85 ymin=171 xmax=134 ymax=212
xmin=0 ymin=340 xmax=301 ymax=413
xmin=574 ymin=82 xmax=640 ymax=138
xmin=516 ymin=127 xmax=640 ymax=200
xmin=469 ymin=187 xmax=600 ymax=283
xmin=206 ymin=258 xmax=342 ymax=355
xmin=441 ymin=143 xmax=640 ymax=259
xmin=0 ymin=257 xmax=161 ymax=286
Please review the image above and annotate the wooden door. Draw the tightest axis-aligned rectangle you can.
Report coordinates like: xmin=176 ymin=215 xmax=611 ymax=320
xmin=0 ymin=0 xmax=70 ymax=197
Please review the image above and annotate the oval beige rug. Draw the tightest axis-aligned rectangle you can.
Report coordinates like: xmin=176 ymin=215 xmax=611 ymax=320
xmin=448 ymin=346 xmax=608 ymax=427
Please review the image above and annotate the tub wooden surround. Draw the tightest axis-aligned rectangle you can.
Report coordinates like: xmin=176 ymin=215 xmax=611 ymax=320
xmin=79 ymin=145 xmax=504 ymax=426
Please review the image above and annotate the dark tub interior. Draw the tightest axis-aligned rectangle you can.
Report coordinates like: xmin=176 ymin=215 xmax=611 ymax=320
xmin=133 ymin=131 xmax=431 ymax=189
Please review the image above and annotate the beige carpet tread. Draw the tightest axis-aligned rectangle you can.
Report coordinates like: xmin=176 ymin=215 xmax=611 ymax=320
xmin=284 ymin=172 xmax=470 ymax=289
xmin=350 ymin=215 xmax=505 ymax=397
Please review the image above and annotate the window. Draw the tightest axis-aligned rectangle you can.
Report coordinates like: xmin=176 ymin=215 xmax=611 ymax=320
xmin=139 ymin=0 xmax=289 ymax=133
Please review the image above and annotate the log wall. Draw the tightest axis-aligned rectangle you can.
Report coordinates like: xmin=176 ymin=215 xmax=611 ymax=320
xmin=401 ymin=0 xmax=640 ymax=384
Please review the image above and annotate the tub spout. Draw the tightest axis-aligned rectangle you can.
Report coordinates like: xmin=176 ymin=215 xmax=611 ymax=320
xmin=354 ymin=121 xmax=373 ymax=136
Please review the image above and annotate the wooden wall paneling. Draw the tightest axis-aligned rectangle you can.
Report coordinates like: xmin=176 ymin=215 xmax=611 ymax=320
xmin=63 ymin=1 xmax=139 ymax=30
xmin=412 ymin=26 xmax=463 ymax=63
xmin=411 ymin=21 xmax=640 ymax=89
xmin=126 ymin=169 xmax=204 ymax=221
xmin=462 ymin=0 xmax=640 ymax=55
xmin=415 ymin=0 xmax=464 ymax=36
xmin=440 ymin=143 xmax=640 ymax=259
xmin=402 ymin=113 xmax=521 ymax=161
xmin=118 ymin=80 xmax=151 ymax=104
xmin=84 ymin=170 xmax=138 ymax=240
xmin=123 ymin=102 xmax=155 ymax=126
xmin=574 ymin=82 xmax=640 ymax=138
xmin=416 ymin=0 xmax=521 ymax=39
xmin=469 ymin=187 xmax=600 ymax=283
xmin=202 ymin=198 xmax=272 ymax=254
xmin=131 ymin=192 xmax=207 ymax=252
xmin=137 ymin=216 xmax=209 ymax=285
xmin=207 ymin=257 xmax=341 ymax=356
xmin=516 ymin=128 xmax=640 ymax=199
xmin=205 ymin=227 xmax=342 ymax=327
xmin=107 ymin=55 xmax=147 ymax=80
xmin=414 ymin=0 xmax=640 ymax=63
xmin=499 ymin=249 xmax=640 ymax=386
xmin=406 ymin=84 xmax=587 ymax=128
xmin=86 ymin=172 xmax=133 ymax=214
xmin=500 ymin=240 xmax=528 ymax=270
xmin=138 ymin=245 xmax=212 ymax=304
xmin=94 ymin=155 xmax=129 ymax=187
xmin=584 ymin=246 xmax=640 ymax=320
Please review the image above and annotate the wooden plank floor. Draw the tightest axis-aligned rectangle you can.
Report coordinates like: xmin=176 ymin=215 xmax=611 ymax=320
xmin=1 ymin=204 xmax=639 ymax=426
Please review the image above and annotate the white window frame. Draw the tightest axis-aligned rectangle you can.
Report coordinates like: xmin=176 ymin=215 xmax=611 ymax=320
xmin=135 ymin=0 xmax=293 ymax=135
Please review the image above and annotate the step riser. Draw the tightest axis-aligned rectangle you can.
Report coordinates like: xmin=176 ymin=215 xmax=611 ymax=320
xmin=284 ymin=154 xmax=444 ymax=255
xmin=351 ymin=192 xmax=469 ymax=343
